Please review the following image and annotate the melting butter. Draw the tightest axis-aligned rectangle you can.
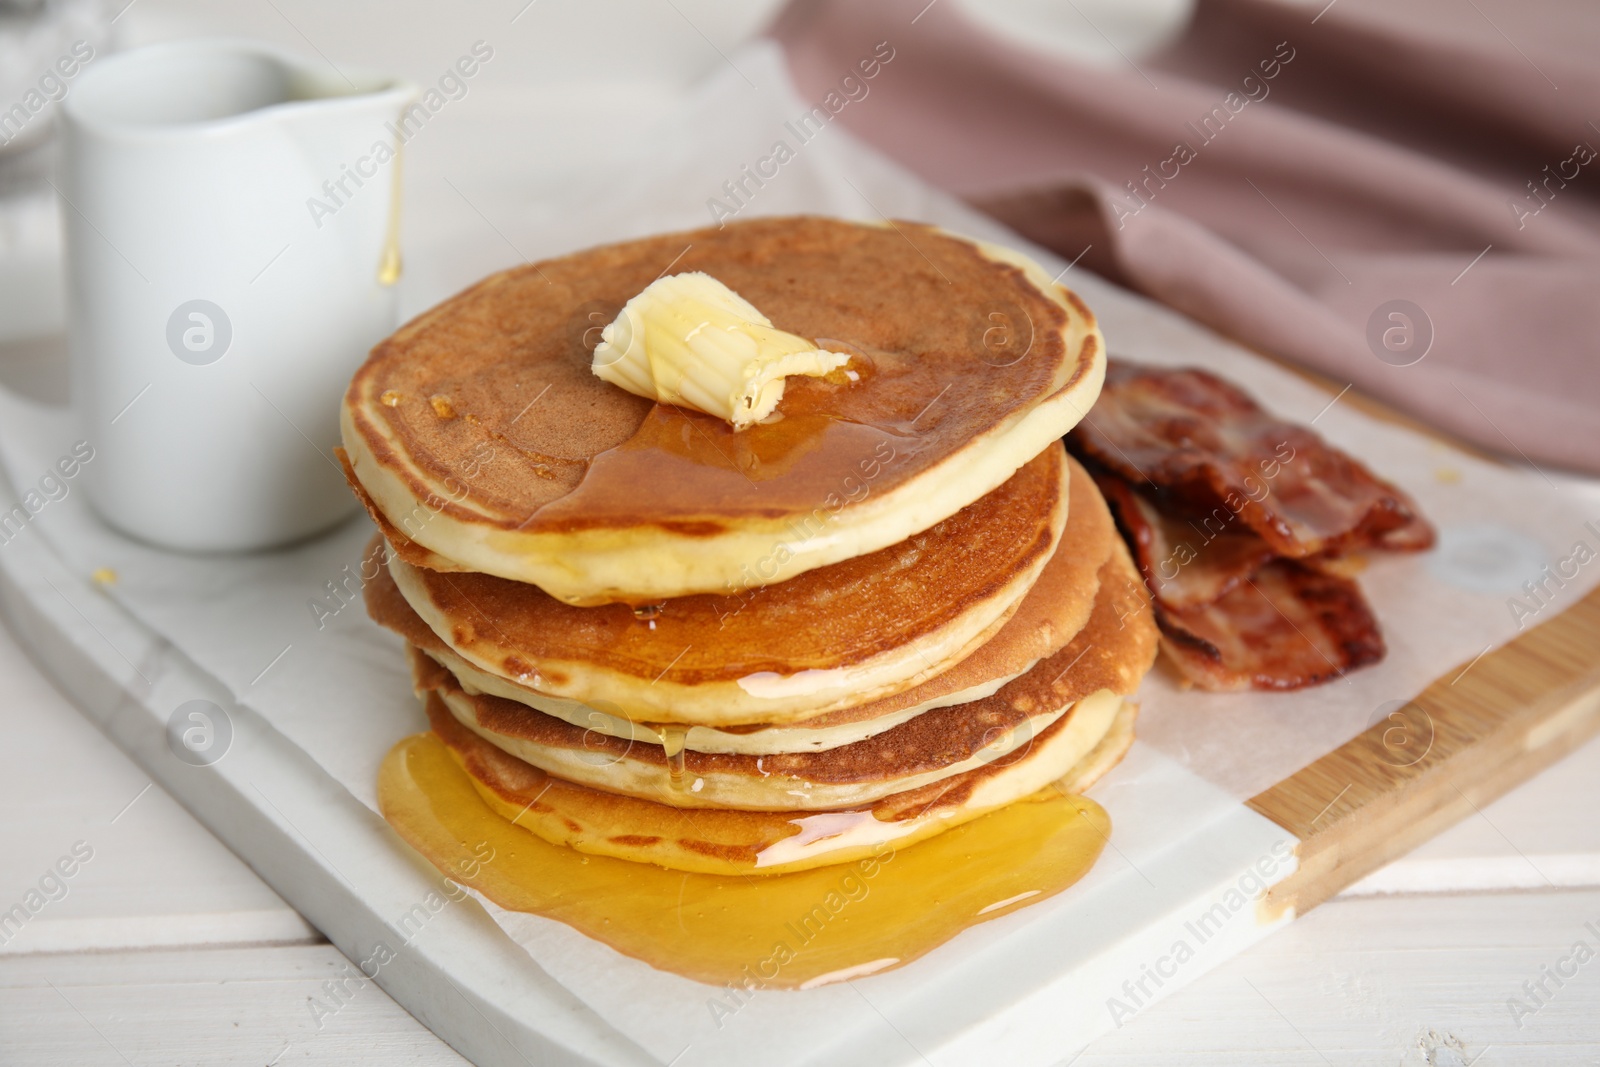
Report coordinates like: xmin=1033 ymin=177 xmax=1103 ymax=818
xmin=591 ymin=272 xmax=848 ymax=430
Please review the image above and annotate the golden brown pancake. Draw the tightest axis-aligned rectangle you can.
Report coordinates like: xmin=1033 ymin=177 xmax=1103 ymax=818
xmin=1055 ymin=694 xmax=1138 ymax=796
xmin=428 ymin=688 xmax=1131 ymax=876
xmin=382 ymin=446 xmax=1071 ymax=726
xmin=365 ymin=452 xmax=1117 ymax=752
xmin=418 ymin=540 xmax=1159 ymax=812
xmin=416 ymin=646 xmax=1065 ymax=811
xmin=342 ymin=217 xmax=1105 ymax=604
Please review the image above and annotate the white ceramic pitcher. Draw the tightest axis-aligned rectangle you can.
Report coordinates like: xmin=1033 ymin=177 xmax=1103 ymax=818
xmin=61 ymin=40 xmax=417 ymax=551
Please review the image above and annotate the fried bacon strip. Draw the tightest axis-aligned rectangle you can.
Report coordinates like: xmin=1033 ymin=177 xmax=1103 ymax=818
xmin=1097 ymin=470 xmax=1385 ymax=689
xmin=1158 ymin=560 xmax=1386 ymax=691
xmin=1091 ymin=472 xmax=1275 ymax=611
xmin=1070 ymin=362 xmax=1435 ymax=559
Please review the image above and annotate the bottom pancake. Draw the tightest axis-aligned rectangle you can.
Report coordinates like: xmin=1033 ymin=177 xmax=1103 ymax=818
xmin=427 ymin=688 xmax=1136 ymax=875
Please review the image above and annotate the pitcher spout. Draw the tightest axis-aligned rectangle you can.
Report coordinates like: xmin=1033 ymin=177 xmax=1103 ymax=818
xmin=63 ymin=39 xmax=416 ymax=142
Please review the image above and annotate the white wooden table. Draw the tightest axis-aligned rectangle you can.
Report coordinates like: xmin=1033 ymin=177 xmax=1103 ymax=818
xmin=4 ymin=3 xmax=1599 ymax=1063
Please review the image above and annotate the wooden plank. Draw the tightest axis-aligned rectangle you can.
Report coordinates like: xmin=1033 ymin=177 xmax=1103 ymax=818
xmin=9 ymin=890 xmax=1599 ymax=1066
xmin=1249 ymin=581 xmax=1600 ymax=915
xmin=0 ymin=620 xmax=317 ymax=955
xmin=1340 ymin=727 xmax=1600 ymax=894
xmin=1079 ymin=888 xmax=1600 ymax=1065
xmin=0 ymin=943 xmax=470 ymax=1067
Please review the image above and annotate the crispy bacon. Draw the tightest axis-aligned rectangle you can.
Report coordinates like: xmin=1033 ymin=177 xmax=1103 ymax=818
xmin=1156 ymin=560 xmax=1386 ymax=691
xmin=1094 ymin=469 xmax=1385 ymax=690
xmin=1070 ymin=362 xmax=1435 ymax=559
xmin=1067 ymin=361 xmax=1428 ymax=690
xmin=1091 ymin=471 xmax=1275 ymax=611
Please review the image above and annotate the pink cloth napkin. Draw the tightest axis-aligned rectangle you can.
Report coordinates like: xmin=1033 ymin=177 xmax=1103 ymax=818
xmin=771 ymin=0 xmax=1600 ymax=474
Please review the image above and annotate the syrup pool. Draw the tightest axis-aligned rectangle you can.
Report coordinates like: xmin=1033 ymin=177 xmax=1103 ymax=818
xmin=378 ymin=731 xmax=1110 ymax=989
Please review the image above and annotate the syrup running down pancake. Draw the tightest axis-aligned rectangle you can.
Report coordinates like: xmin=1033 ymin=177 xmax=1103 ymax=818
xmin=382 ymin=446 xmax=1070 ymax=725
xmin=342 ymin=216 xmax=1105 ymax=605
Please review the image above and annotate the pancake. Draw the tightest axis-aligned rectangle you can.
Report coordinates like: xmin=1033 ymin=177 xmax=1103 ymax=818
xmin=417 ymin=645 xmax=1064 ymax=811
xmin=366 ymin=451 xmax=1118 ymax=753
xmin=419 ymin=539 xmax=1158 ymax=812
xmin=1054 ymin=689 xmax=1138 ymax=796
xmin=342 ymin=216 xmax=1105 ymax=605
xmin=427 ymin=687 xmax=1131 ymax=876
xmin=383 ymin=446 xmax=1070 ymax=726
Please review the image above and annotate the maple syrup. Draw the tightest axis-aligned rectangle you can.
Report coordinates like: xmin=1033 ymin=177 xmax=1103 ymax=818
xmin=378 ymin=732 xmax=1109 ymax=989
xmin=377 ymin=135 xmax=404 ymax=287
xmin=657 ymin=723 xmax=690 ymax=785
xmin=527 ymin=403 xmax=926 ymax=533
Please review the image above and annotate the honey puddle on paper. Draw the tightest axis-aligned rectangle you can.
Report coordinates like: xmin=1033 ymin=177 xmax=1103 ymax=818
xmin=378 ymin=732 xmax=1109 ymax=989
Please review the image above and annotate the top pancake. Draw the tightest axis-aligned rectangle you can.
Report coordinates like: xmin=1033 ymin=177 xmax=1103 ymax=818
xmin=342 ymin=216 xmax=1105 ymax=604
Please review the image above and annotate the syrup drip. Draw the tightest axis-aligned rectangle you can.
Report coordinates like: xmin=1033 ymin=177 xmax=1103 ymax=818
xmin=377 ymin=133 xmax=404 ymax=287
xmin=377 ymin=732 xmax=1109 ymax=989
xmin=657 ymin=724 xmax=689 ymax=786
xmin=631 ymin=603 xmax=664 ymax=622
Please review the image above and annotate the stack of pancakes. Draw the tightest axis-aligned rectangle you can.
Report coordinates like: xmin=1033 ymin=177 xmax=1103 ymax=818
xmin=341 ymin=216 xmax=1159 ymax=876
